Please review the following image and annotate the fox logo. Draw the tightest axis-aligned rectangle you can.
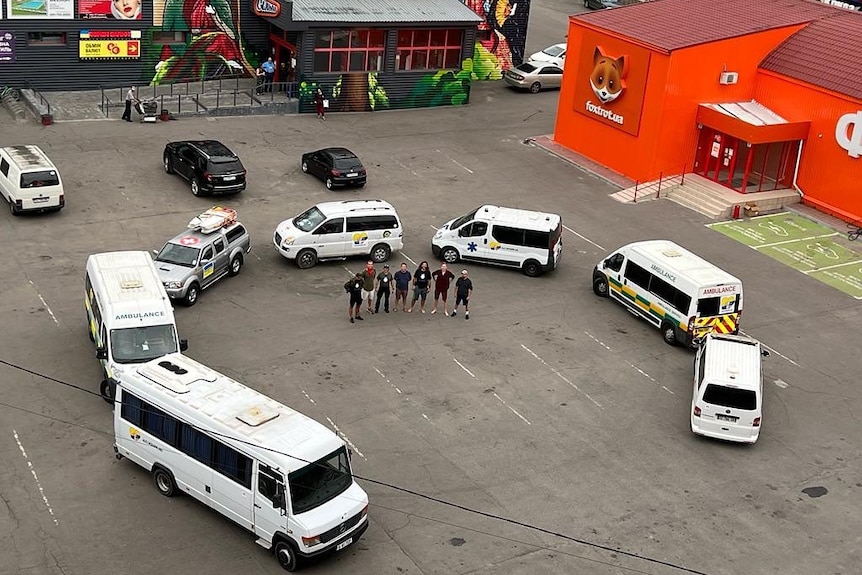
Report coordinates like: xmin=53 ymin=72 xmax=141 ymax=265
xmin=589 ymin=47 xmax=626 ymax=105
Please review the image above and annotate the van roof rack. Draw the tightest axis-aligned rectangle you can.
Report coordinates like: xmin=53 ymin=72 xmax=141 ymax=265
xmin=188 ymin=207 xmax=237 ymax=234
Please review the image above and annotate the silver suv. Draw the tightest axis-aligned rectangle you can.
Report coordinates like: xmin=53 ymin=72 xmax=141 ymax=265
xmin=154 ymin=214 xmax=251 ymax=306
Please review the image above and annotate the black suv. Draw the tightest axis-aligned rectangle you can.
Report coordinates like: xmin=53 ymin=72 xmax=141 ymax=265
xmin=301 ymin=147 xmax=367 ymax=190
xmin=163 ymin=140 xmax=247 ymax=196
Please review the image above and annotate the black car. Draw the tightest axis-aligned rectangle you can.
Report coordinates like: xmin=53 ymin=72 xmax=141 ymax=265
xmin=584 ymin=0 xmax=621 ymax=9
xmin=301 ymin=147 xmax=367 ymax=190
xmin=163 ymin=140 xmax=247 ymax=196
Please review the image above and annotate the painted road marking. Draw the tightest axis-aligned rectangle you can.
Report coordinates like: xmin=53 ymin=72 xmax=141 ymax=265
xmin=402 ymin=253 xmax=417 ymax=266
xmin=709 ymin=212 xmax=862 ymax=299
xmin=436 ymin=149 xmax=474 ymax=174
xmin=453 ymin=357 xmax=530 ymax=425
xmin=300 ymin=389 xmax=366 ymax=459
xmin=29 ymin=281 xmax=59 ymax=327
xmin=14 ymin=430 xmax=59 ymax=526
xmin=562 ymin=224 xmax=605 ymax=251
xmin=739 ymin=330 xmax=799 ymax=367
xmin=374 ymin=366 xmax=434 ymax=424
xmin=774 ymin=379 xmax=789 ymax=389
xmin=520 ymin=344 xmax=603 ymax=408
xmin=397 ymin=160 xmax=419 ymax=178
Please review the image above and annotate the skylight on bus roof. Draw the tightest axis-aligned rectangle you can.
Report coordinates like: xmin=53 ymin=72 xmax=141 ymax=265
xmin=236 ymin=405 xmax=280 ymax=427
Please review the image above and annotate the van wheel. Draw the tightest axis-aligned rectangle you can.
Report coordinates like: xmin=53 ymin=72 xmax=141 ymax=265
xmin=191 ymin=178 xmax=202 ymax=197
xmin=183 ymin=283 xmax=200 ymax=307
xmin=296 ymin=249 xmax=318 ymax=269
xmin=522 ymin=259 xmax=542 ymax=277
xmin=228 ymin=254 xmax=243 ymax=277
xmin=9 ymin=200 xmax=19 ymax=216
xmin=99 ymin=379 xmax=116 ymax=404
xmin=274 ymin=539 xmax=299 ymax=572
xmin=370 ymin=243 xmax=391 ymax=263
xmin=530 ymin=82 xmax=541 ymax=94
xmin=325 ymin=177 xmax=334 ymax=190
xmin=153 ymin=467 xmax=178 ymax=497
xmin=661 ymin=322 xmax=678 ymax=346
xmin=163 ymin=154 xmax=174 ymax=174
xmin=593 ymin=276 xmax=609 ymax=297
xmin=441 ymin=247 xmax=459 ymax=264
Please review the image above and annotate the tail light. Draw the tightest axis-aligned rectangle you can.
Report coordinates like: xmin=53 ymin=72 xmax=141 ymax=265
xmin=752 ymin=417 xmax=761 ymax=427
xmin=693 ymin=406 xmax=701 ymax=417
xmin=204 ymin=171 xmax=213 ymax=181
xmin=331 ymin=169 xmax=342 ymax=176
xmin=359 ymin=168 xmax=367 ymax=175
xmin=59 ymin=194 xmax=65 ymax=207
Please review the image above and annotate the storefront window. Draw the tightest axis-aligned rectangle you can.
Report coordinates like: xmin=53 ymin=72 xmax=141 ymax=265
xmin=396 ymin=29 xmax=463 ymax=71
xmin=28 ymin=32 xmax=66 ymax=46
xmin=313 ymin=29 xmax=385 ymax=72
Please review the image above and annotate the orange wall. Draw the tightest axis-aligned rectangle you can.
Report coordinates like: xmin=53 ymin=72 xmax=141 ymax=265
xmin=554 ymin=22 xmax=806 ymax=182
xmin=755 ymin=72 xmax=862 ymax=221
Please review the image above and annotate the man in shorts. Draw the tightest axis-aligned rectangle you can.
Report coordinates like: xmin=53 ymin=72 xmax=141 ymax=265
xmin=393 ymin=262 xmax=412 ymax=312
xmin=451 ymin=269 xmax=473 ymax=319
xmin=344 ymin=273 xmax=364 ymax=323
xmin=431 ymin=262 xmax=455 ymax=316
xmin=359 ymin=260 xmax=376 ymax=315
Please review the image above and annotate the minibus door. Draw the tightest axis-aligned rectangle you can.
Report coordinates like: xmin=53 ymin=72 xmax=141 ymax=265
xmin=603 ymin=253 xmax=625 ymax=304
xmin=457 ymin=220 xmax=489 ymax=262
xmin=254 ymin=463 xmax=287 ymax=542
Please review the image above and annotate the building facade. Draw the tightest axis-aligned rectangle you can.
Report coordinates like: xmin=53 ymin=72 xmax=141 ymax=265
xmin=553 ymin=0 xmax=862 ymax=222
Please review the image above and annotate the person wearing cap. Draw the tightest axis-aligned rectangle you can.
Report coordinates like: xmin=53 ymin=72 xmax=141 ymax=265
xmin=451 ymin=269 xmax=473 ymax=319
xmin=375 ymin=263 xmax=394 ymax=314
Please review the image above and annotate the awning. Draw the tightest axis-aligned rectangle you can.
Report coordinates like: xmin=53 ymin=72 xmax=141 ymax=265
xmin=696 ymin=101 xmax=810 ymax=144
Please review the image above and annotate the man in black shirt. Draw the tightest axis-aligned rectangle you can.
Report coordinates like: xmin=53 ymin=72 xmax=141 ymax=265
xmin=409 ymin=261 xmax=431 ymax=314
xmin=344 ymin=273 xmax=364 ymax=323
xmin=451 ymin=269 xmax=473 ymax=320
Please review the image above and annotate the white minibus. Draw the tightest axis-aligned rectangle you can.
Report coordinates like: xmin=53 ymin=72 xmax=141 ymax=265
xmin=592 ymin=240 xmax=743 ymax=346
xmin=85 ymin=251 xmax=187 ymax=401
xmin=0 ymin=145 xmax=65 ymax=214
xmin=113 ymin=353 xmax=369 ymax=571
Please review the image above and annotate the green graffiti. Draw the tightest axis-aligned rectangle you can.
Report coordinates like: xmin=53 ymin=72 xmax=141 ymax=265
xmin=468 ymin=42 xmax=503 ymax=81
xmin=403 ymin=68 xmax=471 ymax=108
xmin=367 ymin=73 xmax=389 ymax=111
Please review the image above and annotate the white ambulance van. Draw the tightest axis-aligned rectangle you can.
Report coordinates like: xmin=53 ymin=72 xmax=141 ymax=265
xmin=85 ymin=251 xmax=187 ymax=402
xmin=692 ymin=332 xmax=768 ymax=444
xmin=431 ymin=205 xmax=563 ymax=277
xmin=0 ymin=145 xmax=65 ymax=215
xmin=113 ymin=353 xmax=369 ymax=571
xmin=592 ymin=240 xmax=743 ymax=346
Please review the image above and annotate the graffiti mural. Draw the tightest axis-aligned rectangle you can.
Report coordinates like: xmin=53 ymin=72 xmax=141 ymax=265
xmin=462 ymin=0 xmax=530 ymax=74
xmin=142 ymin=0 xmax=258 ymax=85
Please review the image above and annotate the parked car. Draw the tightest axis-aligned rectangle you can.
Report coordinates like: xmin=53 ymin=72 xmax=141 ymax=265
xmin=154 ymin=207 xmax=251 ymax=306
xmin=301 ymin=147 xmax=367 ymax=190
xmin=163 ymin=140 xmax=247 ymax=197
xmin=528 ymin=43 xmax=567 ymax=68
xmin=584 ymin=0 xmax=621 ymax=9
xmin=504 ymin=62 xmax=564 ymax=93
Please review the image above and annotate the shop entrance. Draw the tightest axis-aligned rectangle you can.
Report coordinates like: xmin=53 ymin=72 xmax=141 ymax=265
xmin=268 ymin=26 xmax=297 ymax=83
xmin=694 ymin=127 xmax=799 ymax=194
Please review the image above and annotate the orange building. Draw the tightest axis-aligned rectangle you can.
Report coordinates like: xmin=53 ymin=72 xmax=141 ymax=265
xmin=553 ymin=0 xmax=862 ymax=222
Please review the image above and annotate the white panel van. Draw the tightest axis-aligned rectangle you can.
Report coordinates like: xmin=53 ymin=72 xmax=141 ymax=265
xmin=0 ymin=145 xmax=65 ymax=215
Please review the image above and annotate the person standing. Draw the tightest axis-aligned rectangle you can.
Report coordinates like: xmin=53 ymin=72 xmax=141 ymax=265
xmin=451 ymin=269 xmax=473 ymax=319
xmin=393 ymin=262 xmax=411 ymax=312
xmin=261 ymin=57 xmax=275 ymax=92
xmin=409 ymin=261 xmax=431 ymax=314
xmin=375 ymin=264 xmax=393 ymax=314
xmin=255 ymin=65 xmax=265 ymax=95
xmin=360 ymin=260 xmax=376 ymax=315
xmin=315 ymin=88 xmax=326 ymax=120
xmin=122 ymin=86 xmax=137 ymax=122
xmin=431 ymin=262 xmax=455 ymax=316
xmin=344 ymin=273 xmax=364 ymax=323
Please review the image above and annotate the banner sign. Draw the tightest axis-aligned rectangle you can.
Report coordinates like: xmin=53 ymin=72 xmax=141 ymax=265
xmin=79 ymin=0 xmax=142 ymax=20
xmin=7 ymin=0 xmax=73 ymax=18
xmin=0 ymin=32 xmax=16 ymax=63
xmin=79 ymin=30 xmax=141 ymax=60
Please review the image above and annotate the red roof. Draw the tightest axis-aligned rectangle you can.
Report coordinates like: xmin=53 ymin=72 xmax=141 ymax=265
xmin=760 ymin=12 xmax=862 ymax=101
xmin=574 ymin=0 xmax=844 ymax=52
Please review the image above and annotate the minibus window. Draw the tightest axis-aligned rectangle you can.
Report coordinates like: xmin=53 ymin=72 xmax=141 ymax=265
xmin=624 ymin=261 xmax=651 ymax=288
xmin=289 ymin=447 xmax=352 ymax=515
xmin=702 ymin=384 xmax=756 ymax=410
xmin=524 ymin=229 xmax=551 ymax=249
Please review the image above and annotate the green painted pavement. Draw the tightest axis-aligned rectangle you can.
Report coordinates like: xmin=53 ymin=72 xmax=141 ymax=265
xmin=809 ymin=264 xmax=862 ymax=299
xmin=708 ymin=213 xmax=838 ymax=247
xmin=759 ymin=238 xmax=858 ymax=271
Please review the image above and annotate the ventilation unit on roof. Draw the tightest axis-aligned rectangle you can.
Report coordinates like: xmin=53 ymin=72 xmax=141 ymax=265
xmin=719 ymin=72 xmax=739 ymax=85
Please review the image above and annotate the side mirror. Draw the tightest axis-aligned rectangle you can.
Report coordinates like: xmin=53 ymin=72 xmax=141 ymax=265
xmin=96 ymin=347 xmax=108 ymax=360
xmin=272 ymin=492 xmax=285 ymax=510
xmin=761 ymin=349 xmax=770 ymax=358
xmin=602 ymin=258 xmax=610 ymax=269
xmin=179 ymin=339 xmax=189 ymax=352
xmin=152 ymin=249 xmax=158 ymax=256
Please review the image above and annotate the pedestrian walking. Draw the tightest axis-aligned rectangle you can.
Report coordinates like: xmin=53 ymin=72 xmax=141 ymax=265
xmin=315 ymin=88 xmax=326 ymax=120
xmin=360 ymin=260 xmax=376 ymax=314
xmin=451 ymin=269 xmax=473 ymax=319
xmin=375 ymin=264 xmax=393 ymax=313
xmin=122 ymin=86 xmax=138 ymax=122
xmin=344 ymin=273 xmax=364 ymax=323
xmin=431 ymin=262 xmax=455 ymax=316
xmin=408 ymin=261 xmax=431 ymax=314
xmin=261 ymin=57 xmax=275 ymax=92
xmin=393 ymin=262 xmax=411 ymax=312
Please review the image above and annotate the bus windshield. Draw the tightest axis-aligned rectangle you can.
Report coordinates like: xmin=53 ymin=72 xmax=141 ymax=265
xmin=289 ymin=446 xmax=352 ymax=515
xmin=111 ymin=325 xmax=179 ymax=364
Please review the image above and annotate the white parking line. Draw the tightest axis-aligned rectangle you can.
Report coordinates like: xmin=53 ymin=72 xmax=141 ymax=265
xmin=14 ymin=430 xmax=58 ymax=526
xmin=429 ymin=225 xmax=438 ymax=231
xmin=584 ymin=332 xmax=611 ymax=351
xmin=453 ymin=358 xmax=476 ymax=378
xmin=29 ymin=281 xmax=59 ymax=327
xmin=562 ymin=224 xmax=604 ymax=251
xmin=401 ymin=253 xmax=417 ymax=266
xmin=492 ymin=392 xmax=531 ymax=425
xmin=397 ymin=160 xmax=419 ymax=178
xmin=435 ymin=149 xmax=474 ymax=174
xmin=300 ymin=389 xmax=366 ymax=458
xmin=520 ymin=344 xmax=603 ymax=408
xmin=774 ymin=379 xmax=789 ymax=389
xmin=740 ymin=330 xmax=799 ymax=367
xmin=343 ymin=266 xmax=354 ymax=276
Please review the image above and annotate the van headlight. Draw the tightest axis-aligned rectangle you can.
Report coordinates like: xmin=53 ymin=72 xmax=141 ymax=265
xmin=282 ymin=236 xmax=295 ymax=246
xmin=165 ymin=281 xmax=183 ymax=289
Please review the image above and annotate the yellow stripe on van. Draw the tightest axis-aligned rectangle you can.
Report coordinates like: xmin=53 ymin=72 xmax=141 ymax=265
xmin=693 ymin=314 xmax=739 ymax=336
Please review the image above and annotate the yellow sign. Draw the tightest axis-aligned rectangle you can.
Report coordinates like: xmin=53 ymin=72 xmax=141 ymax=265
xmin=79 ymin=39 xmax=140 ymax=60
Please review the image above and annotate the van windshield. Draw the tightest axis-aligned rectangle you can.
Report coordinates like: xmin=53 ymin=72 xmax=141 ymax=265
xmin=703 ymin=384 xmax=756 ymax=410
xmin=156 ymin=243 xmax=201 ymax=267
xmin=21 ymin=170 xmax=60 ymax=188
xmin=293 ymin=206 xmax=327 ymax=232
xmin=289 ymin=446 xmax=352 ymax=515
xmin=110 ymin=325 xmax=178 ymax=364
xmin=450 ymin=208 xmax=479 ymax=230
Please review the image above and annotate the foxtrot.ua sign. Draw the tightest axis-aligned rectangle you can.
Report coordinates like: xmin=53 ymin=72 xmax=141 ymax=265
xmin=836 ymin=111 xmax=862 ymax=158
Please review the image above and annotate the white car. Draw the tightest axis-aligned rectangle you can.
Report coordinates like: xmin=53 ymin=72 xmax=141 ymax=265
xmin=527 ymin=43 xmax=566 ymax=68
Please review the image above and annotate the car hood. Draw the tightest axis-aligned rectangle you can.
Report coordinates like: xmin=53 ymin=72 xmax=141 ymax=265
xmin=154 ymin=260 xmax=193 ymax=283
xmin=529 ymin=52 xmax=557 ymax=63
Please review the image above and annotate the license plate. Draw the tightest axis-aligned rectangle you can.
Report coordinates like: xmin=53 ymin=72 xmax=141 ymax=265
xmin=336 ymin=537 xmax=353 ymax=551
xmin=716 ymin=414 xmax=737 ymax=422
xmin=347 ymin=172 xmax=358 ymax=177
xmin=33 ymin=197 xmax=49 ymax=203
xmin=223 ymin=175 xmax=236 ymax=181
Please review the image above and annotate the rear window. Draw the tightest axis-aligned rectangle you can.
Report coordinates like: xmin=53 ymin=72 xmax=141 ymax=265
xmin=702 ymin=384 xmax=756 ymax=410
xmin=516 ymin=63 xmax=537 ymax=73
xmin=697 ymin=294 xmax=740 ymax=316
xmin=21 ymin=170 xmax=60 ymax=188
xmin=208 ymin=157 xmax=243 ymax=175
xmin=334 ymin=157 xmax=361 ymax=170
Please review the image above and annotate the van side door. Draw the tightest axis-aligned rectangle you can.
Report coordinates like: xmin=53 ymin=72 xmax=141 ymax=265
xmin=312 ymin=218 xmax=347 ymax=258
xmin=254 ymin=464 xmax=287 ymax=542
xmin=457 ymin=221 xmax=489 ymax=262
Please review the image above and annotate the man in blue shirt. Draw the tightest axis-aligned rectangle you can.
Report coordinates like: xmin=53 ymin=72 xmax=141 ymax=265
xmin=261 ymin=57 xmax=275 ymax=92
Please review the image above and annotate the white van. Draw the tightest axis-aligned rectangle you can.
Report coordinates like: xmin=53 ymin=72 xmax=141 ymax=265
xmin=0 ymin=145 xmax=65 ymax=215
xmin=592 ymin=240 xmax=743 ymax=346
xmin=692 ymin=332 xmax=768 ymax=444
xmin=431 ymin=205 xmax=563 ymax=277
xmin=85 ymin=251 xmax=187 ymax=401
xmin=113 ymin=353 xmax=369 ymax=571
xmin=273 ymin=199 xmax=403 ymax=269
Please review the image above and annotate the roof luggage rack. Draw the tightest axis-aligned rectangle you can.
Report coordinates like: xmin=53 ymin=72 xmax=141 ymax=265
xmin=188 ymin=207 xmax=237 ymax=234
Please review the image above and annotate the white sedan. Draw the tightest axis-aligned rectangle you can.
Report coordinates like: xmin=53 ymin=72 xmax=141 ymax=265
xmin=527 ymin=43 xmax=566 ymax=68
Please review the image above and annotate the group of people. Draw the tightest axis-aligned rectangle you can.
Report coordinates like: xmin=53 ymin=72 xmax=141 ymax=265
xmin=344 ymin=261 xmax=473 ymax=323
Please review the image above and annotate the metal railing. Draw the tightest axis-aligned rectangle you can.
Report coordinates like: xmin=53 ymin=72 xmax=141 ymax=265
xmin=633 ymin=164 xmax=687 ymax=203
xmin=23 ymin=80 xmax=52 ymax=116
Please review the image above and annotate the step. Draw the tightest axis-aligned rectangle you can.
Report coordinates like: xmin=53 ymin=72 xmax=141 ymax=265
xmin=667 ymin=194 xmax=727 ymax=219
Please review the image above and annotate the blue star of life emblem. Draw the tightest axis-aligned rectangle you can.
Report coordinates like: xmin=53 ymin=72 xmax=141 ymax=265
xmin=467 ymin=242 xmax=477 ymax=252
